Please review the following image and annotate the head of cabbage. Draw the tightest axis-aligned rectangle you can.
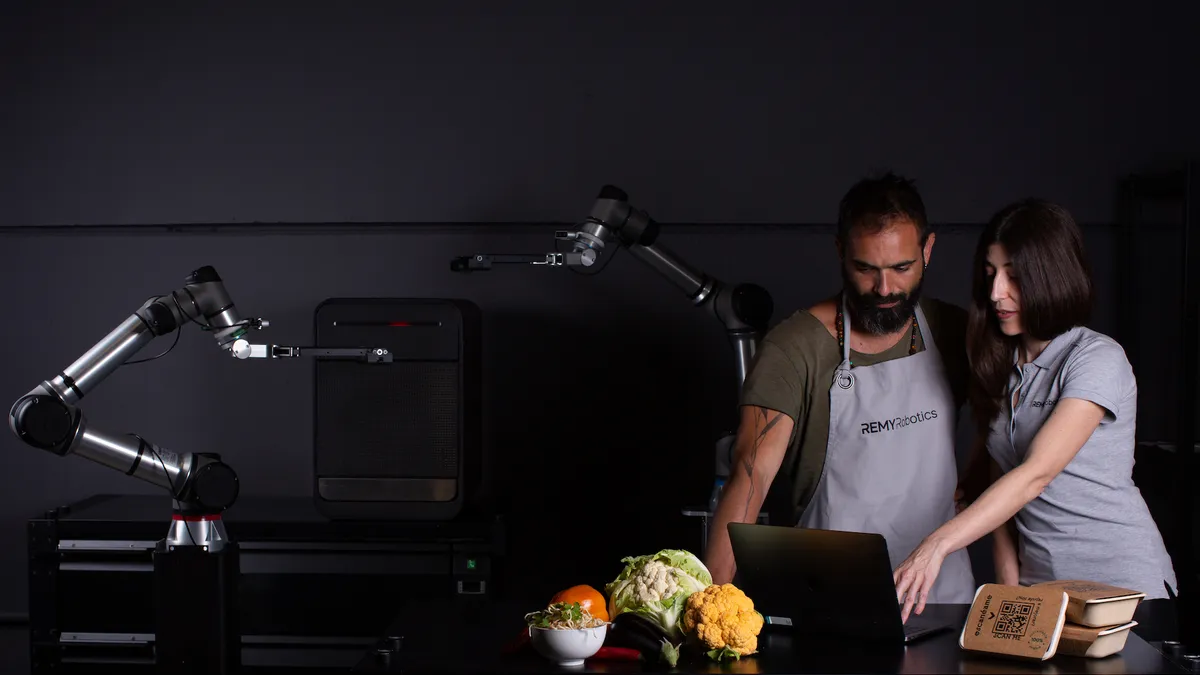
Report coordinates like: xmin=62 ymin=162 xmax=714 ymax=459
xmin=604 ymin=549 xmax=713 ymax=638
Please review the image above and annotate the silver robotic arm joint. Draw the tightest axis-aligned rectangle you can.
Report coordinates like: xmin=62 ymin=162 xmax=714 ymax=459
xmin=574 ymin=185 xmax=775 ymax=387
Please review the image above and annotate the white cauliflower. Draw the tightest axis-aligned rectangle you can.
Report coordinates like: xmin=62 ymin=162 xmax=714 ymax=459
xmin=629 ymin=560 xmax=680 ymax=603
xmin=605 ymin=549 xmax=712 ymax=638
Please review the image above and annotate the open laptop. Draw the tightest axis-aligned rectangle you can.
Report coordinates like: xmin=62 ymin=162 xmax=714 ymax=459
xmin=728 ymin=522 xmax=955 ymax=644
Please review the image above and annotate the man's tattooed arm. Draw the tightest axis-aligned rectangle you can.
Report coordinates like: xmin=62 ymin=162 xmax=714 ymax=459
xmin=704 ymin=405 xmax=793 ymax=584
xmin=743 ymin=408 xmax=784 ymax=521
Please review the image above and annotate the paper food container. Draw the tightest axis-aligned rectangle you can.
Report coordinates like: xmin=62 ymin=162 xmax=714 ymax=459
xmin=1055 ymin=620 xmax=1139 ymax=658
xmin=959 ymin=583 xmax=1069 ymax=661
xmin=1031 ymin=580 xmax=1145 ymax=628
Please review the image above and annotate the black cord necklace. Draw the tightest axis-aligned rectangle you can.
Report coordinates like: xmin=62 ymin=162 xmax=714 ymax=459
xmin=836 ymin=294 xmax=919 ymax=366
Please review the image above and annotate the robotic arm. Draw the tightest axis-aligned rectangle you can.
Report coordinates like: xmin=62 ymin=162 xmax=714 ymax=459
xmin=451 ymin=186 xmax=774 ymax=484
xmin=451 ymin=185 xmax=774 ymax=387
xmin=8 ymin=266 xmax=247 ymax=518
xmin=8 ymin=265 xmax=392 ymax=673
xmin=7 ymin=265 xmax=390 ymax=520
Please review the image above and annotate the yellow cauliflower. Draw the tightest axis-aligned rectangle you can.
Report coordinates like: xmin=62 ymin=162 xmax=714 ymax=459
xmin=681 ymin=583 xmax=764 ymax=659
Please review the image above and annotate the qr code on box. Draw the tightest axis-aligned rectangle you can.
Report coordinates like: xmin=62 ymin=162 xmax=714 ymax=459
xmin=992 ymin=600 xmax=1034 ymax=638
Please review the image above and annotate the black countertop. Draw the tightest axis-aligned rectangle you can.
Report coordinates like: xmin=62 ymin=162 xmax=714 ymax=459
xmin=351 ymin=600 xmax=1190 ymax=674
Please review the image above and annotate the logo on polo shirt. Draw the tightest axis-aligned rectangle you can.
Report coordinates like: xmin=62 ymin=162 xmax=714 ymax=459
xmin=1030 ymin=399 xmax=1057 ymax=408
xmin=860 ymin=410 xmax=939 ymax=435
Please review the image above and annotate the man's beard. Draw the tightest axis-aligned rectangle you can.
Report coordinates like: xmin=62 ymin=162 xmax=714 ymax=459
xmin=843 ymin=273 xmax=923 ymax=336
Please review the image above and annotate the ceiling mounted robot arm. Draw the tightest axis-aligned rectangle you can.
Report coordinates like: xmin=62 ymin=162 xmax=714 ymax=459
xmin=451 ymin=185 xmax=774 ymax=386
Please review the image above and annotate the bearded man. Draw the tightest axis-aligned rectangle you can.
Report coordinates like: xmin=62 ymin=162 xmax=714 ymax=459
xmin=703 ymin=171 xmax=977 ymax=604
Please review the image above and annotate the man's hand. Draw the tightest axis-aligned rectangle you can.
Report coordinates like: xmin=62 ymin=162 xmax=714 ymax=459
xmin=703 ymin=405 xmax=792 ymax=585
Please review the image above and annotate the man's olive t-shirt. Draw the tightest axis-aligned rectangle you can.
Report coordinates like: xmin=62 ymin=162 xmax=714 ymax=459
xmin=739 ymin=297 xmax=969 ymax=526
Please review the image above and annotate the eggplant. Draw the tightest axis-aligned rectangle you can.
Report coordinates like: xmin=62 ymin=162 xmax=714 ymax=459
xmin=605 ymin=613 xmax=681 ymax=667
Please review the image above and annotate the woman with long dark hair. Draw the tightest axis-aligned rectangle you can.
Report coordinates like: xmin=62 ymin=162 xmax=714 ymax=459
xmin=891 ymin=198 xmax=1177 ymax=630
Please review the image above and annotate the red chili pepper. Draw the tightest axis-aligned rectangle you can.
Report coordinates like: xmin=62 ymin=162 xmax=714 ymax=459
xmin=500 ymin=628 xmax=530 ymax=655
xmin=590 ymin=646 xmax=643 ymax=661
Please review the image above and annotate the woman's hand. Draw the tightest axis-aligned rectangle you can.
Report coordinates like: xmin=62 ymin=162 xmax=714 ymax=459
xmin=893 ymin=537 xmax=949 ymax=623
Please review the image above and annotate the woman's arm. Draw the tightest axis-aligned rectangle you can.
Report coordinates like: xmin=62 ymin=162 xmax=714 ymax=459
xmin=894 ymin=397 xmax=1106 ymax=620
xmin=924 ymin=397 xmax=1105 ymax=556
xmin=988 ymin=459 xmax=1020 ymax=585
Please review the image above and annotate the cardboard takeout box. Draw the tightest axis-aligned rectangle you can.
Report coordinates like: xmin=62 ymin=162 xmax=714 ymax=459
xmin=959 ymin=584 xmax=1069 ymax=661
xmin=1055 ymin=620 xmax=1139 ymax=658
xmin=1031 ymin=580 xmax=1145 ymax=628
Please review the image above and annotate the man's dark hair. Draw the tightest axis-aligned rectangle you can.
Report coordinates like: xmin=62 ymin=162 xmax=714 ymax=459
xmin=836 ymin=171 xmax=930 ymax=243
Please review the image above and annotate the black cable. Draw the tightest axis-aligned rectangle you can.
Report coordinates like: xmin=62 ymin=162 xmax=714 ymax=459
xmin=202 ymin=319 xmax=253 ymax=332
xmin=124 ymin=295 xmax=183 ymax=365
xmin=131 ymin=433 xmax=183 ymax=500
xmin=118 ymin=292 xmax=222 ymax=549
xmin=123 ymin=292 xmax=251 ymax=363
xmin=132 ymin=432 xmax=198 ymax=547
xmin=180 ymin=287 xmax=207 ymax=326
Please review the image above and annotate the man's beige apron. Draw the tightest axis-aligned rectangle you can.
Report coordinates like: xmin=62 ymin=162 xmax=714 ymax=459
xmin=799 ymin=296 xmax=976 ymax=603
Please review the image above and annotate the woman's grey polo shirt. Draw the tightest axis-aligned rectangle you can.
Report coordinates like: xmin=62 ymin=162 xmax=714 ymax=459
xmin=986 ymin=325 xmax=1177 ymax=599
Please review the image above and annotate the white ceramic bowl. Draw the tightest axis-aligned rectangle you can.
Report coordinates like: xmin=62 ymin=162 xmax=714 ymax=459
xmin=528 ymin=623 xmax=610 ymax=667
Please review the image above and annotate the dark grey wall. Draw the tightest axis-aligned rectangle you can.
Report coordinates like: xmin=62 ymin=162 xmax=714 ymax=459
xmin=3 ymin=2 xmax=1198 ymax=226
xmin=1 ymin=2 xmax=1196 ymax=616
